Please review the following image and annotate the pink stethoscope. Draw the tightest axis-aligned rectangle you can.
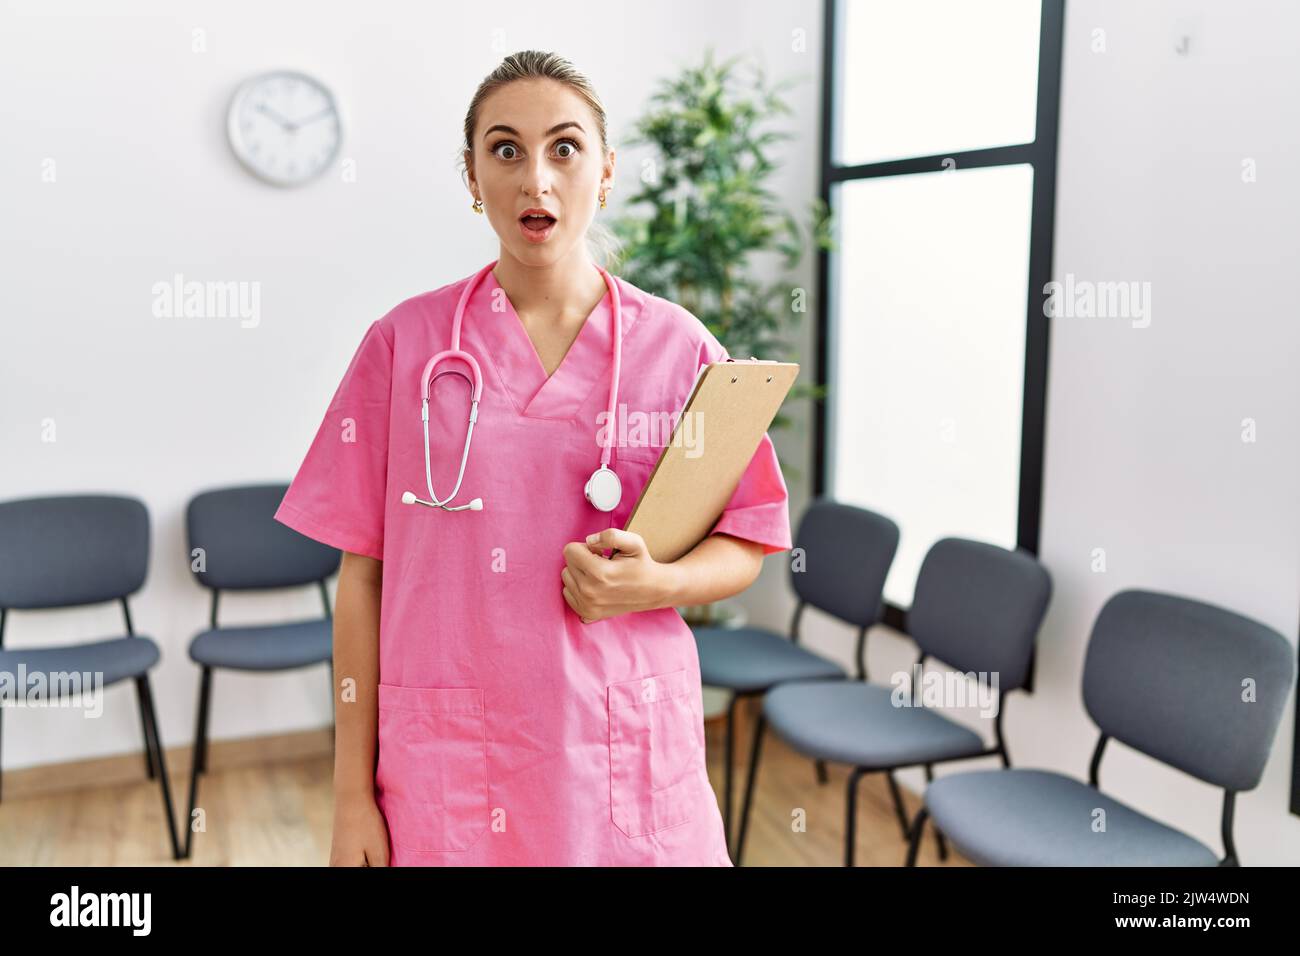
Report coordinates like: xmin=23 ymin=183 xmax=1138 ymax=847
xmin=401 ymin=259 xmax=624 ymax=513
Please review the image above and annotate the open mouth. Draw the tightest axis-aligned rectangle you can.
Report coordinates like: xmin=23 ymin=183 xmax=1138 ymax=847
xmin=520 ymin=212 xmax=557 ymax=232
xmin=518 ymin=209 xmax=558 ymax=243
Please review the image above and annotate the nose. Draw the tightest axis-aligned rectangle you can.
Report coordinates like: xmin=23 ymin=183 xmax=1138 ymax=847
xmin=521 ymin=151 xmax=554 ymax=197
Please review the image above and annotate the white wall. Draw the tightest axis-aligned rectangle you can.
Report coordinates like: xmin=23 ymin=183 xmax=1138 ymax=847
xmin=799 ymin=0 xmax=1300 ymax=865
xmin=0 ymin=0 xmax=821 ymax=769
xmin=1038 ymin=0 xmax=1299 ymax=866
xmin=8 ymin=0 xmax=1295 ymax=867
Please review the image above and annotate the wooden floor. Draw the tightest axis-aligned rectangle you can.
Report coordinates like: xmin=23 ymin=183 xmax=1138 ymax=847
xmin=0 ymin=708 xmax=969 ymax=867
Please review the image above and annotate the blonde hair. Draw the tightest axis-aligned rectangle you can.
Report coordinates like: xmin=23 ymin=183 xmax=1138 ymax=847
xmin=460 ymin=50 xmax=622 ymax=268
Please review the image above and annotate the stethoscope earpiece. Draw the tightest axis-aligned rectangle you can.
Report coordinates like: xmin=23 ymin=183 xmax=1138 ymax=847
xmin=403 ymin=489 xmax=483 ymax=511
xmin=411 ymin=260 xmax=623 ymax=515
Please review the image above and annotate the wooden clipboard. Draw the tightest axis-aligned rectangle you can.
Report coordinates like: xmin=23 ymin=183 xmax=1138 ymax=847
xmin=620 ymin=359 xmax=799 ymax=562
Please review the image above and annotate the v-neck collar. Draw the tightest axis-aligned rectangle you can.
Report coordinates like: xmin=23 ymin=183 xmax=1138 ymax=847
xmin=470 ymin=266 xmax=638 ymax=421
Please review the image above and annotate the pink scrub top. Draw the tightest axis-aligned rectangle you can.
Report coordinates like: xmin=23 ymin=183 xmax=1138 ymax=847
xmin=274 ymin=264 xmax=793 ymax=866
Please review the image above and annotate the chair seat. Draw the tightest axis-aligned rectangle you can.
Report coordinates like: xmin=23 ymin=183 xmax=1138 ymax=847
xmin=694 ymin=627 xmax=846 ymax=692
xmin=926 ymin=768 xmax=1220 ymax=866
xmin=0 ymin=636 xmax=160 ymax=691
xmin=764 ymin=679 xmax=987 ymax=767
xmin=189 ymin=618 xmax=332 ymax=671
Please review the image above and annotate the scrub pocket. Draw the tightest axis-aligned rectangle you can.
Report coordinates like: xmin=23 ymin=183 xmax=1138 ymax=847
xmin=607 ymin=666 xmax=705 ymax=837
xmin=375 ymin=684 xmax=489 ymax=853
xmin=608 ymin=446 xmax=661 ymax=532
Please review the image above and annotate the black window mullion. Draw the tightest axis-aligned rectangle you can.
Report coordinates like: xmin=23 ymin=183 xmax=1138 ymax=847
xmin=1015 ymin=0 xmax=1065 ymax=555
xmin=829 ymin=142 xmax=1038 ymax=182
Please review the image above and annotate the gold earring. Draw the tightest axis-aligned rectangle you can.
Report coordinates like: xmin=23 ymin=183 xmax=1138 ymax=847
xmin=472 ymin=197 xmax=483 ymax=214
xmin=599 ymin=191 xmax=607 ymax=209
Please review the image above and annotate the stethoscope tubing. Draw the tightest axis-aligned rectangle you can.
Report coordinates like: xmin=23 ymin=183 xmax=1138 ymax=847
xmin=413 ymin=259 xmax=621 ymax=511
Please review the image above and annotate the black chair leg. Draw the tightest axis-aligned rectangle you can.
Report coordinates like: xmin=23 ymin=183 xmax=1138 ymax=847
xmin=134 ymin=678 xmax=159 ymax=779
xmin=885 ymin=770 xmax=910 ymax=839
xmin=195 ymin=667 xmax=212 ymax=776
xmin=923 ymin=763 xmax=949 ymax=860
xmin=814 ymin=759 xmax=828 ymax=784
xmin=135 ymin=674 xmax=183 ymax=861
xmin=734 ymin=712 xmax=767 ymax=866
xmin=184 ymin=666 xmax=213 ymax=859
xmin=905 ymin=806 xmax=929 ymax=866
xmin=845 ymin=767 xmax=867 ymax=866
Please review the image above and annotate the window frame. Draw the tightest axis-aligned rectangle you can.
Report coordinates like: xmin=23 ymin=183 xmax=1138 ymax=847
xmin=814 ymin=0 xmax=1065 ymax=637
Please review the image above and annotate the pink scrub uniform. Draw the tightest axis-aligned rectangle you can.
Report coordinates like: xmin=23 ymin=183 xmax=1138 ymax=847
xmin=274 ymin=264 xmax=792 ymax=866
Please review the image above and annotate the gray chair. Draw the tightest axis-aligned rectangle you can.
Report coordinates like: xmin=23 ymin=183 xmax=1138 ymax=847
xmin=182 ymin=483 xmax=340 ymax=858
xmin=0 ymin=494 xmax=182 ymax=860
xmin=694 ymin=498 xmax=899 ymax=854
xmin=907 ymin=589 xmax=1297 ymax=866
xmin=739 ymin=537 xmax=1052 ymax=866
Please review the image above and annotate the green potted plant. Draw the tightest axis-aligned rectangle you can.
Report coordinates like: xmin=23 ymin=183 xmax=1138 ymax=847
xmin=610 ymin=48 xmax=831 ymax=628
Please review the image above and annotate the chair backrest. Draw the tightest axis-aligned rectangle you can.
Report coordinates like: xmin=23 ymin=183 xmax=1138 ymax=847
xmin=788 ymin=499 xmax=899 ymax=628
xmin=1082 ymin=589 xmax=1295 ymax=793
xmin=186 ymin=484 xmax=340 ymax=591
xmin=0 ymin=494 xmax=149 ymax=610
xmin=907 ymin=537 xmax=1052 ymax=692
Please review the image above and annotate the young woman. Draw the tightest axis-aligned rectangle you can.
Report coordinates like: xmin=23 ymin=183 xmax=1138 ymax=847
xmin=275 ymin=50 xmax=792 ymax=866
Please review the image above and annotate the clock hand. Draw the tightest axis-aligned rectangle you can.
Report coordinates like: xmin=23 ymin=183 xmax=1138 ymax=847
xmin=290 ymin=107 xmax=335 ymax=128
xmin=254 ymin=102 xmax=295 ymax=132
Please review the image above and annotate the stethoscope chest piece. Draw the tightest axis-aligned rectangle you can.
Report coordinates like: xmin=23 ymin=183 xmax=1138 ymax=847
xmin=584 ymin=465 xmax=623 ymax=513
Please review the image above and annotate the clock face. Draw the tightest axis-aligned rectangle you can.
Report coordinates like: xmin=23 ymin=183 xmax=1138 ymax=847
xmin=227 ymin=70 xmax=342 ymax=187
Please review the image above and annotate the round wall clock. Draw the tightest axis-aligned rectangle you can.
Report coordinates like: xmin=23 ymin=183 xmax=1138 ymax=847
xmin=226 ymin=70 xmax=342 ymax=187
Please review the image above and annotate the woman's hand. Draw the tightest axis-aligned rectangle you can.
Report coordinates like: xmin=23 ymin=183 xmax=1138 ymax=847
xmin=561 ymin=528 xmax=677 ymax=623
xmin=329 ymin=789 xmax=391 ymax=866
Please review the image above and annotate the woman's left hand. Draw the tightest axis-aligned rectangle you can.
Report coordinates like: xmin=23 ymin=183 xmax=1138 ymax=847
xmin=561 ymin=528 xmax=677 ymax=624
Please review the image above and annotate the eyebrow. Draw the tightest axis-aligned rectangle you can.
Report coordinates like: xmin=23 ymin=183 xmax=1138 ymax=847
xmin=483 ymin=121 xmax=586 ymax=140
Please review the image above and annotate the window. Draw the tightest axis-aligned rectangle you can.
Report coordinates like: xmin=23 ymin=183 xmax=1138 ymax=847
xmin=838 ymin=0 xmax=1042 ymax=165
xmin=817 ymin=0 xmax=1064 ymax=611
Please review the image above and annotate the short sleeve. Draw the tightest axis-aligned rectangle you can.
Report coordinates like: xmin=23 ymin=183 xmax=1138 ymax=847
xmin=274 ymin=319 xmax=392 ymax=561
xmin=695 ymin=332 xmax=794 ymax=557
